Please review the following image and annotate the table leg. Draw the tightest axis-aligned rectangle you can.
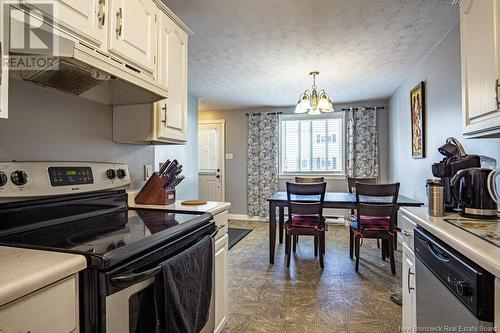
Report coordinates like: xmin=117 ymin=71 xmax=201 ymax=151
xmin=278 ymin=206 xmax=284 ymax=244
xmin=269 ymin=201 xmax=276 ymax=264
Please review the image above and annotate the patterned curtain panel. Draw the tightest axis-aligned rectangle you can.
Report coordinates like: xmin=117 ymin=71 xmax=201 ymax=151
xmin=247 ymin=113 xmax=279 ymax=217
xmin=346 ymin=107 xmax=379 ymax=178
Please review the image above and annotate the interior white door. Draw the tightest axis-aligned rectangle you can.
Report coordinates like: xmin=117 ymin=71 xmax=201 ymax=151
xmin=198 ymin=121 xmax=225 ymax=202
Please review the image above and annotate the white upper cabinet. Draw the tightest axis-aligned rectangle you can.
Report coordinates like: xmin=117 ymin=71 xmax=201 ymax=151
xmin=108 ymin=0 xmax=157 ymax=75
xmin=156 ymin=12 xmax=188 ymax=142
xmin=0 ymin=3 xmax=9 ymax=119
xmin=21 ymin=0 xmax=106 ymax=48
xmin=461 ymin=0 xmax=500 ymax=137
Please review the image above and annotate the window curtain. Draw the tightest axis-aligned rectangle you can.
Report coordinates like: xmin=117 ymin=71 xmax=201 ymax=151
xmin=346 ymin=107 xmax=379 ymax=178
xmin=247 ymin=113 xmax=279 ymax=217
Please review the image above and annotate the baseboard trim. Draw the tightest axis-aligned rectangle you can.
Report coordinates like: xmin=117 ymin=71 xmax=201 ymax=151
xmin=228 ymin=214 xmax=346 ymax=225
xmin=228 ymin=214 xmax=267 ymax=221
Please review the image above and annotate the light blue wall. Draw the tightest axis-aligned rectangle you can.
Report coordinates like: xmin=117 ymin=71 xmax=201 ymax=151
xmin=0 ymin=79 xmax=199 ymax=197
xmin=0 ymin=79 xmax=154 ymax=189
xmin=388 ymin=24 xmax=500 ymax=203
xmin=154 ymin=95 xmax=199 ymax=199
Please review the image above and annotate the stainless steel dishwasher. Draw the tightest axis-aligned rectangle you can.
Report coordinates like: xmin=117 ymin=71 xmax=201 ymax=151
xmin=414 ymin=227 xmax=495 ymax=332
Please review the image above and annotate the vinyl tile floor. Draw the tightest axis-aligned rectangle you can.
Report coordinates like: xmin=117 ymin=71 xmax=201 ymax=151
xmin=221 ymin=220 xmax=403 ymax=333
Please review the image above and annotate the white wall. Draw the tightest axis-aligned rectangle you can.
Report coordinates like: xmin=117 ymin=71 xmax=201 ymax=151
xmin=154 ymin=95 xmax=199 ymax=199
xmin=388 ymin=23 xmax=500 ymax=203
xmin=200 ymin=100 xmax=388 ymax=215
xmin=0 ymin=79 xmax=199 ymax=194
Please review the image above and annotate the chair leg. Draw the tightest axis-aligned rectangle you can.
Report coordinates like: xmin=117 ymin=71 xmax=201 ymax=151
xmin=394 ymin=233 xmax=398 ymax=251
xmin=314 ymin=236 xmax=318 ymax=257
xmin=321 ymin=232 xmax=326 ymax=255
xmin=319 ymin=233 xmax=325 ymax=269
xmin=292 ymin=235 xmax=297 ymax=253
xmin=354 ymin=235 xmax=361 ymax=272
xmin=389 ymin=237 xmax=396 ymax=275
xmin=377 ymin=238 xmax=380 ymax=248
xmin=279 ymin=207 xmax=284 ymax=244
xmin=279 ymin=224 xmax=284 ymax=246
xmin=381 ymin=239 xmax=387 ymax=261
xmin=349 ymin=228 xmax=354 ymax=259
xmin=285 ymin=233 xmax=291 ymax=268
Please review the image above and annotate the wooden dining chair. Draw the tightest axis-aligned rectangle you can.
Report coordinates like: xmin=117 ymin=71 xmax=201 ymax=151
xmin=295 ymin=176 xmax=325 ymax=183
xmin=288 ymin=177 xmax=326 ymax=245
xmin=285 ymin=182 xmax=327 ymax=268
xmin=347 ymin=177 xmax=380 ymax=248
xmin=348 ymin=182 xmax=400 ymax=274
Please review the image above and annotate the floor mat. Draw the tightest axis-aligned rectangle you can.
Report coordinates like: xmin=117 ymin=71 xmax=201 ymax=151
xmin=228 ymin=227 xmax=252 ymax=250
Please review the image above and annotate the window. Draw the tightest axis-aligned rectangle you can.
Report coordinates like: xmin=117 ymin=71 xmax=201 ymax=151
xmin=198 ymin=126 xmax=219 ymax=174
xmin=279 ymin=114 xmax=344 ymax=175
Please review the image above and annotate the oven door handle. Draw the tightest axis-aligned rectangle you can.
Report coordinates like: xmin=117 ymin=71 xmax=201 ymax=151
xmin=110 ymin=266 xmax=162 ymax=287
xmin=211 ymin=225 xmax=224 ymax=238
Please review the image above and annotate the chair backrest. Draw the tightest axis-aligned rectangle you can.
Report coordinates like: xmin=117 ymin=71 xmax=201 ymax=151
xmin=355 ymin=182 xmax=400 ymax=231
xmin=286 ymin=182 xmax=327 ymax=220
xmin=347 ymin=177 xmax=377 ymax=193
xmin=295 ymin=176 xmax=325 ymax=184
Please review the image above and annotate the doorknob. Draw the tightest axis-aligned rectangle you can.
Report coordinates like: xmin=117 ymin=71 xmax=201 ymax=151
xmin=216 ymin=175 xmax=221 ymax=179
xmin=217 ymin=169 xmax=220 ymax=172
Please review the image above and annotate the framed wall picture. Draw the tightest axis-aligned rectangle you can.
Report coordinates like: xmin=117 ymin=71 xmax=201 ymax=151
xmin=410 ymin=81 xmax=425 ymax=159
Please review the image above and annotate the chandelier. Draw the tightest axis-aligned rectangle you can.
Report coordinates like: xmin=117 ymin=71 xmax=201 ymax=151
xmin=294 ymin=71 xmax=334 ymax=114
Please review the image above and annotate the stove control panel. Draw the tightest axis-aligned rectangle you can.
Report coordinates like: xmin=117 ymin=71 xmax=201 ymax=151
xmin=48 ymin=167 xmax=94 ymax=186
xmin=0 ymin=162 xmax=131 ymax=199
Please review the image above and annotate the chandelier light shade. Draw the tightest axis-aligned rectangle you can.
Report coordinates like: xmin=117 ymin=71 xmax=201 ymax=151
xmin=295 ymin=71 xmax=334 ymax=115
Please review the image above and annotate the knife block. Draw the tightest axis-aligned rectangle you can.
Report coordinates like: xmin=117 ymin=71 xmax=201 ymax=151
xmin=134 ymin=173 xmax=176 ymax=205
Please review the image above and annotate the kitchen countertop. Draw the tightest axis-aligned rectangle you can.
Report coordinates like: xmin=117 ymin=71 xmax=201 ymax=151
xmin=128 ymin=191 xmax=231 ymax=215
xmin=0 ymin=246 xmax=87 ymax=307
xmin=401 ymin=207 xmax=500 ymax=277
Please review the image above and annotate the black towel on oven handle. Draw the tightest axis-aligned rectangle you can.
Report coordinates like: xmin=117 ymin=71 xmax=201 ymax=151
xmin=155 ymin=235 xmax=213 ymax=333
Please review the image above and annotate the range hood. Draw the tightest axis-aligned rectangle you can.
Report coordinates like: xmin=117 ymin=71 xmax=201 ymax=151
xmin=8 ymin=11 xmax=166 ymax=105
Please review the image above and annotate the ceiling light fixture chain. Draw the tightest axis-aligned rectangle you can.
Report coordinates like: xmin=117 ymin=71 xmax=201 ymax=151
xmin=295 ymin=71 xmax=334 ymax=115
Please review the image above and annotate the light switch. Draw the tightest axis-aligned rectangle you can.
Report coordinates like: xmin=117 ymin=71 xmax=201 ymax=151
xmin=144 ymin=164 xmax=153 ymax=180
xmin=225 ymin=153 xmax=234 ymax=160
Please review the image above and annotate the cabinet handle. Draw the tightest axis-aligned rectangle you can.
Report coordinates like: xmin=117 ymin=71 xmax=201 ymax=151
xmin=495 ymin=79 xmax=500 ymax=110
xmin=161 ymin=104 xmax=167 ymax=125
xmin=407 ymin=268 xmax=415 ymax=293
xmin=97 ymin=0 xmax=106 ymax=26
xmin=116 ymin=8 xmax=123 ymax=36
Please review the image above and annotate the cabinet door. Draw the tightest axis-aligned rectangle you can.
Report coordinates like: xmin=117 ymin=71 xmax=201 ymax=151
xmin=22 ymin=0 xmax=106 ymax=48
xmin=0 ymin=3 xmax=8 ymax=119
xmin=402 ymin=245 xmax=416 ymax=331
xmin=461 ymin=0 xmax=500 ymax=134
xmin=156 ymin=14 xmax=188 ymax=142
xmin=214 ymin=234 xmax=228 ymax=333
xmin=108 ymin=0 xmax=157 ymax=74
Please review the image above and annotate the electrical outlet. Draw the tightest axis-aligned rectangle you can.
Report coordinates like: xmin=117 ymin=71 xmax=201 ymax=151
xmin=144 ymin=164 xmax=153 ymax=180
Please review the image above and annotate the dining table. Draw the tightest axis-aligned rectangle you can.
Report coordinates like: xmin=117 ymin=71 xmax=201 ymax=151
xmin=267 ymin=191 xmax=424 ymax=264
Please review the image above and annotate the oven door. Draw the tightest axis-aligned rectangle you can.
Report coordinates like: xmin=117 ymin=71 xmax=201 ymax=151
xmin=104 ymin=223 xmax=220 ymax=333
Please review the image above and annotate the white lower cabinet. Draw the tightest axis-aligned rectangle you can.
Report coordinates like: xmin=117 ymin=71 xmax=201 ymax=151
xmin=214 ymin=234 xmax=228 ymax=333
xmin=212 ymin=210 xmax=229 ymax=333
xmin=0 ymin=275 xmax=79 ymax=333
xmin=402 ymin=243 xmax=416 ymax=332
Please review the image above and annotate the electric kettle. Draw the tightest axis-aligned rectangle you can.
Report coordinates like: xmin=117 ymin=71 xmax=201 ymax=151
xmin=451 ymin=168 xmax=498 ymax=218
xmin=487 ymin=168 xmax=500 ymax=209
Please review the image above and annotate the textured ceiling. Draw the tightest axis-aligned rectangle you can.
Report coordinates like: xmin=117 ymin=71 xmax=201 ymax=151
xmin=164 ymin=0 xmax=458 ymax=111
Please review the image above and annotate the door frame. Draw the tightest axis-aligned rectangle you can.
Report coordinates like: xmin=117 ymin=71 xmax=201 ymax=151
xmin=199 ymin=119 xmax=226 ymax=201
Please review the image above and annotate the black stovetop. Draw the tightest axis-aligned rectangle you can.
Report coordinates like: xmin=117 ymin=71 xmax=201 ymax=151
xmin=0 ymin=191 xmax=213 ymax=269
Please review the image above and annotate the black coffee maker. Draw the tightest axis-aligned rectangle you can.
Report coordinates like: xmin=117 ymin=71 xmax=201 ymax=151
xmin=432 ymin=138 xmax=481 ymax=212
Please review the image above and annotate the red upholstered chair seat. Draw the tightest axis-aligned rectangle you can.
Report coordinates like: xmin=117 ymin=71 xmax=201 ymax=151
xmin=349 ymin=215 xmax=390 ymax=231
xmin=286 ymin=214 xmax=325 ymax=231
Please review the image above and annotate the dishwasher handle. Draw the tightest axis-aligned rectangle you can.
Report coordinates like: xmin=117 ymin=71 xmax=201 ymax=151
xmin=426 ymin=242 xmax=450 ymax=262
